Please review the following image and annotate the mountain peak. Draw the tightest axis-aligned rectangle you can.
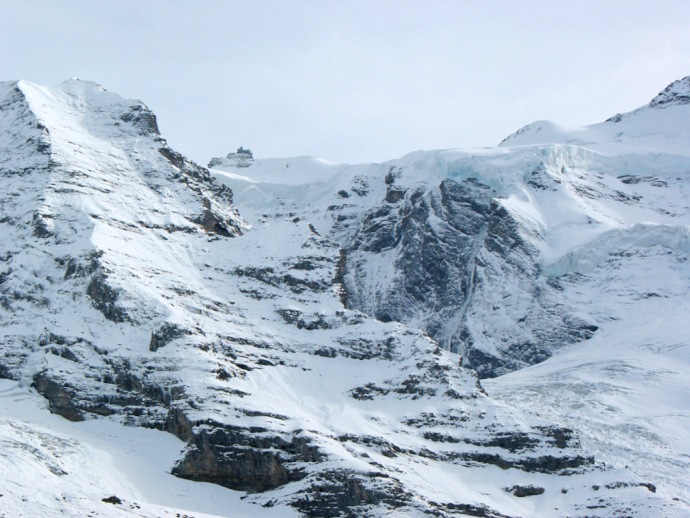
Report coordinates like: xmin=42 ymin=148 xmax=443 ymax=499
xmin=500 ymin=74 xmax=690 ymax=154
xmin=606 ymin=74 xmax=690 ymax=122
xmin=13 ymin=78 xmax=161 ymax=138
xmin=648 ymin=74 xmax=690 ymax=108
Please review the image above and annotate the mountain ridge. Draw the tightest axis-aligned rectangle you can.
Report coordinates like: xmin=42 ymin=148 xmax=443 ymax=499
xmin=647 ymin=74 xmax=690 ymax=108
xmin=498 ymin=74 xmax=690 ymax=155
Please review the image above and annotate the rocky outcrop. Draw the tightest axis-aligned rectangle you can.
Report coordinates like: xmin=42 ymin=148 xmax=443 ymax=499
xmin=86 ymin=272 xmax=128 ymax=323
xmin=31 ymin=372 xmax=85 ymax=422
xmin=172 ymin=425 xmax=322 ymax=492
xmin=338 ymin=175 xmax=597 ymax=377
xmin=646 ymin=74 xmax=690 ymax=109
xmin=157 ymin=146 xmax=245 ymax=237
xmin=291 ymin=470 xmax=411 ymax=518
xmin=149 ymin=322 xmax=191 ymax=352
xmin=505 ymin=485 xmax=546 ymax=497
xmin=119 ymin=103 xmax=160 ymax=135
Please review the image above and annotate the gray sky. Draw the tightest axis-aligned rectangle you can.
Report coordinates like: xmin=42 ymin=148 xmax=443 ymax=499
xmin=2 ymin=1 xmax=690 ymax=164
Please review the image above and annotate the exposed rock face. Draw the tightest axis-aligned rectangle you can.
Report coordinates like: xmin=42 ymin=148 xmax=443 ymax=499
xmin=173 ymin=425 xmax=322 ymax=492
xmin=149 ymin=322 xmax=191 ymax=352
xmin=119 ymin=103 xmax=160 ymax=135
xmin=86 ymin=272 xmax=128 ymax=323
xmin=31 ymin=372 xmax=85 ymax=422
xmin=336 ymin=173 xmax=597 ymax=377
xmin=292 ymin=470 xmax=411 ymax=518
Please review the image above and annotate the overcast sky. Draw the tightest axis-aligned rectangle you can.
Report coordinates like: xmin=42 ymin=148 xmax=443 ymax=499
xmin=2 ymin=1 xmax=690 ymax=164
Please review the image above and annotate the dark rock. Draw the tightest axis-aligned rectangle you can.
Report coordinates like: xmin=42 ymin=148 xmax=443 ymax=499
xmin=173 ymin=425 xmax=322 ymax=492
xmin=466 ymin=348 xmax=509 ymax=380
xmin=350 ymin=383 xmax=390 ymax=400
xmin=292 ymin=470 xmax=410 ymax=518
xmin=536 ymin=426 xmax=580 ymax=449
xmin=31 ymin=372 xmax=84 ymax=421
xmin=276 ymin=308 xmax=338 ymax=330
xmin=165 ymin=407 xmax=194 ymax=441
xmin=115 ymin=371 xmax=142 ymax=393
xmin=149 ymin=322 xmax=191 ymax=352
xmin=384 ymin=167 xmax=401 ymax=185
xmin=60 ymin=251 xmax=101 ymax=280
xmin=350 ymin=176 xmax=369 ymax=197
xmin=394 ymin=374 xmax=437 ymax=398
xmin=48 ymin=346 xmax=80 ymax=363
xmin=86 ymin=272 xmax=128 ymax=323
xmin=237 ymin=266 xmax=328 ymax=294
xmin=159 ymin=146 xmax=204 ymax=178
xmin=526 ymin=163 xmax=560 ymax=191
xmin=101 ymin=495 xmax=123 ymax=505
xmin=0 ymin=363 xmax=12 ymax=380
xmin=119 ymin=103 xmax=160 ymax=135
xmin=335 ymin=249 xmax=347 ymax=305
xmin=465 ymin=432 xmax=540 ymax=453
xmin=648 ymin=77 xmax=690 ymax=108
xmin=338 ymin=175 xmax=598 ymax=377
xmin=276 ymin=308 xmax=301 ymax=325
xmin=313 ymin=347 xmax=338 ymax=358
xmin=194 ymin=197 xmax=236 ymax=237
xmin=452 ymin=451 xmax=593 ymax=473
xmin=290 ymin=259 xmax=317 ymax=271
xmin=84 ymin=402 xmax=116 ymax=416
xmin=31 ymin=213 xmax=53 ymax=238
xmin=159 ymin=146 xmax=241 ymax=218
xmin=505 ymin=485 xmax=545 ymax=497
xmin=618 ymin=175 xmax=668 ymax=187
xmin=331 ymin=335 xmax=396 ymax=361
xmin=341 ymin=177 xmax=492 ymax=343
xmin=423 ymin=432 xmax=461 ymax=444
xmin=385 ymin=186 xmax=406 ymax=204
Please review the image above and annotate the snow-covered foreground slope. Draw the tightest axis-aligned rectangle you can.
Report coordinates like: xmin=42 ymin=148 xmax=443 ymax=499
xmin=0 ymin=76 xmax=688 ymax=517
xmin=0 ymin=379 xmax=294 ymax=518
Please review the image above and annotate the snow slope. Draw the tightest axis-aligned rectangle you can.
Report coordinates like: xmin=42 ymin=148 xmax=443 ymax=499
xmin=0 ymin=379 xmax=294 ymax=518
xmin=485 ymin=220 xmax=690 ymax=507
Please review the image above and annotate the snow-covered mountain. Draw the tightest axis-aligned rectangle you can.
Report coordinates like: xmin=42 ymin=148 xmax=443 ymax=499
xmin=211 ymin=77 xmax=690 ymax=378
xmin=0 ymin=77 xmax=688 ymax=517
